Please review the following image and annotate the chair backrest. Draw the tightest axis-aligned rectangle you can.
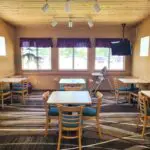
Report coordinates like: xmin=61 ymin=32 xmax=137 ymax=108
xmin=57 ymin=105 xmax=83 ymax=132
xmin=64 ymin=85 xmax=83 ymax=91
xmin=42 ymin=91 xmax=50 ymax=111
xmin=0 ymin=82 xmax=4 ymax=91
xmin=138 ymin=92 xmax=148 ymax=116
xmin=0 ymin=82 xmax=9 ymax=92
xmin=113 ymin=77 xmax=119 ymax=89
xmin=95 ymin=91 xmax=103 ymax=116
xmin=23 ymin=79 xmax=29 ymax=89
xmin=12 ymin=79 xmax=28 ymax=91
xmin=101 ymin=66 xmax=107 ymax=77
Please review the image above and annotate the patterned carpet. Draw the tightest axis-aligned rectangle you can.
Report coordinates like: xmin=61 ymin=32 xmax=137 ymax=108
xmin=0 ymin=91 xmax=150 ymax=150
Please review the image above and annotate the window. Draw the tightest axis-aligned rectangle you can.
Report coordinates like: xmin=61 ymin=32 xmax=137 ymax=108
xmin=95 ymin=47 xmax=124 ymax=70
xmin=59 ymin=47 xmax=88 ymax=70
xmin=21 ymin=47 xmax=51 ymax=70
xmin=140 ymin=36 xmax=150 ymax=56
xmin=0 ymin=36 xmax=6 ymax=56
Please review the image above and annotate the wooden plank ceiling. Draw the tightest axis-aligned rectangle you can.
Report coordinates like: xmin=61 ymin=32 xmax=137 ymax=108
xmin=0 ymin=0 xmax=149 ymax=26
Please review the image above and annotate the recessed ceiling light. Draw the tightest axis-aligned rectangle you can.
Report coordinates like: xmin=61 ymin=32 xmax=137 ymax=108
xmin=93 ymin=0 xmax=100 ymax=13
xmin=42 ymin=0 xmax=49 ymax=12
xmin=65 ymin=0 xmax=71 ymax=13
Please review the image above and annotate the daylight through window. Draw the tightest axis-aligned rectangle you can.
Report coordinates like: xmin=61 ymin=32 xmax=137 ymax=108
xmin=0 ymin=36 xmax=6 ymax=56
xmin=59 ymin=47 xmax=88 ymax=70
xmin=21 ymin=47 xmax=51 ymax=70
xmin=95 ymin=47 xmax=124 ymax=70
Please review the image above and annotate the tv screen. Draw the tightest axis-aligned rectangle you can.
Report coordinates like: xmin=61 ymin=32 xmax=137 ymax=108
xmin=111 ymin=39 xmax=132 ymax=56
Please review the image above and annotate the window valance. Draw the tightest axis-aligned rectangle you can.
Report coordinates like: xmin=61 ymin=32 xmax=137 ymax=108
xmin=57 ymin=38 xmax=91 ymax=48
xmin=20 ymin=38 xmax=53 ymax=48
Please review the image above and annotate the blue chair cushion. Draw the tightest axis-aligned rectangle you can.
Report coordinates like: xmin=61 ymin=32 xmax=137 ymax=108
xmin=12 ymin=87 xmax=26 ymax=91
xmin=12 ymin=83 xmax=22 ymax=87
xmin=147 ymin=108 xmax=150 ymax=116
xmin=62 ymin=116 xmax=81 ymax=128
xmin=0 ymin=89 xmax=10 ymax=93
xmin=118 ymin=87 xmax=127 ymax=91
xmin=83 ymin=107 xmax=96 ymax=116
xmin=48 ymin=107 xmax=59 ymax=116
xmin=118 ymin=85 xmax=139 ymax=92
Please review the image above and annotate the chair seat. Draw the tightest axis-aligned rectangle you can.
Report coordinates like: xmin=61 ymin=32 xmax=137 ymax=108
xmin=48 ymin=107 xmax=59 ymax=116
xmin=117 ymin=87 xmax=139 ymax=92
xmin=0 ymin=89 xmax=11 ymax=93
xmin=12 ymin=83 xmax=22 ymax=87
xmin=118 ymin=87 xmax=127 ymax=91
xmin=12 ymin=87 xmax=27 ymax=91
xmin=83 ymin=107 xmax=96 ymax=116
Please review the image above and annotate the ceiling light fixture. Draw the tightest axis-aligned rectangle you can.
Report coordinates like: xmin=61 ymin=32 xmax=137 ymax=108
xmin=65 ymin=0 xmax=71 ymax=13
xmin=88 ymin=19 xmax=94 ymax=28
xmin=42 ymin=0 xmax=49 ymax=12
xmin=93 ymin=0 xmax=100 ymax=13
xmin=68 ymin=19 xmax=73 ymax=28
xmin=51 ymin=19 xmax=58 ymax=27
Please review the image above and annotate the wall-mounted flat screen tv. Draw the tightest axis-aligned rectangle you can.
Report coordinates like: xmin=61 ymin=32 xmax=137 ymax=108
xmin=111 ymin=39 xmax=132 ymax=55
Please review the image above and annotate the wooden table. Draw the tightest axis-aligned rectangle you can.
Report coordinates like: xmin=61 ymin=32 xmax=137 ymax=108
xmin=118 ymin=78 xmax=150 ymax=84
xmin=0 ymin=77 xmax=27 ymax=83
xmin=140 ymin=90 xmax=150 ymax=98
xmin=59 ymin=78 xmax=86 ymax=90
xmin=47 ymin=91 xmax=91 ymax=105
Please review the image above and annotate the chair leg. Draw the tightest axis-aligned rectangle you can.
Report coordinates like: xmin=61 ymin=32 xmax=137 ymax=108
xmin=11 ymin=93 xmax=13 ymax=104
xmin=142 ymin=117 xmax=147 ymax=137
xmin=45 ymin=117 xmax=50 ymax=136
xmin=1 ymin=96 xmax=4 ymax=109
xmin=96 ymin=117 xmax=102 ymax=139
xmin=115 ymin=92 xmax=118 ymax=104
xmin=128 ymin=93 xmax=131 ymax=104
xmin=57 ymin=130 xmax=62 ymax=150
xmin=116 ymin=92 xmax=119 ymax=104
xmin=79 ymin=129 xmax=82 ymax=150
xmin=136 ymin=114 xmax=140 ymax=131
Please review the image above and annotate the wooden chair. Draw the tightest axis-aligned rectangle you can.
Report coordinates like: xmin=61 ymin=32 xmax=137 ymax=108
xmin=137 ymin=92 xmax=150 ymax=137
xmin=128 ymin=91 xmax=139 ymax=107
xmin=12 ymin=80 xmax=28 ymax=104
xmin=0 ymin=82 xmax=12 ymax=109
xmin=57 ymin=105 xmax=84 ymax=150
xmin=113 ymin=78 xmax=129 ymax=103
xmin=42 ymin=91 xmax=59 ymax=136
xmin=82 ymin=91 xmax=103 ymax=139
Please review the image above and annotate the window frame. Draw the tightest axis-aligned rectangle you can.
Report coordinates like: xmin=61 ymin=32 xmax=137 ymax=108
xmin=140 ymin=36 xmax=150 ymax=57
xmin=94 ymin=47 xmax=125 ymax=71
xmin=0 ymin=36 xmax=6 ymax=56
xmin=21 ymin=47 xmax=52 ymax=71
xmin=58 ymin=47 xmax=88 ymax=71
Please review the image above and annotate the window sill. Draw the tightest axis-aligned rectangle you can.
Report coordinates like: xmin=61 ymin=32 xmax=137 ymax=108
xmin=21 ymin=70 xmax=90 ymax=76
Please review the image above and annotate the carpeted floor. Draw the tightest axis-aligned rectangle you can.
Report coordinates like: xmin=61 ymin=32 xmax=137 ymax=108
xmin=0 ymin=91 xmax=150 ymax=150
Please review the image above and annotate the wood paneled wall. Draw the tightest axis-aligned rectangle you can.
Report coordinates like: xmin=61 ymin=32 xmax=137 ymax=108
xmin=132 ymin=16 xmax=150 ymax=80
xmin=0 ymin=19 xmax=16 ymax=78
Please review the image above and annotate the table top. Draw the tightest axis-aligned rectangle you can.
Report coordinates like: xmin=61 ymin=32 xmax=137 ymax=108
xmin=59 ymin=78 xmax=86 ymax=84
xmin=47 ymin=91 xmax=91 ymax=104
xmin=0 ymin=77 xmax=27 ymax=83
xmin=118 ymin=78 xmax=150 ymax=84
xmin=140 ymin=90 xmax=150 ymax=98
